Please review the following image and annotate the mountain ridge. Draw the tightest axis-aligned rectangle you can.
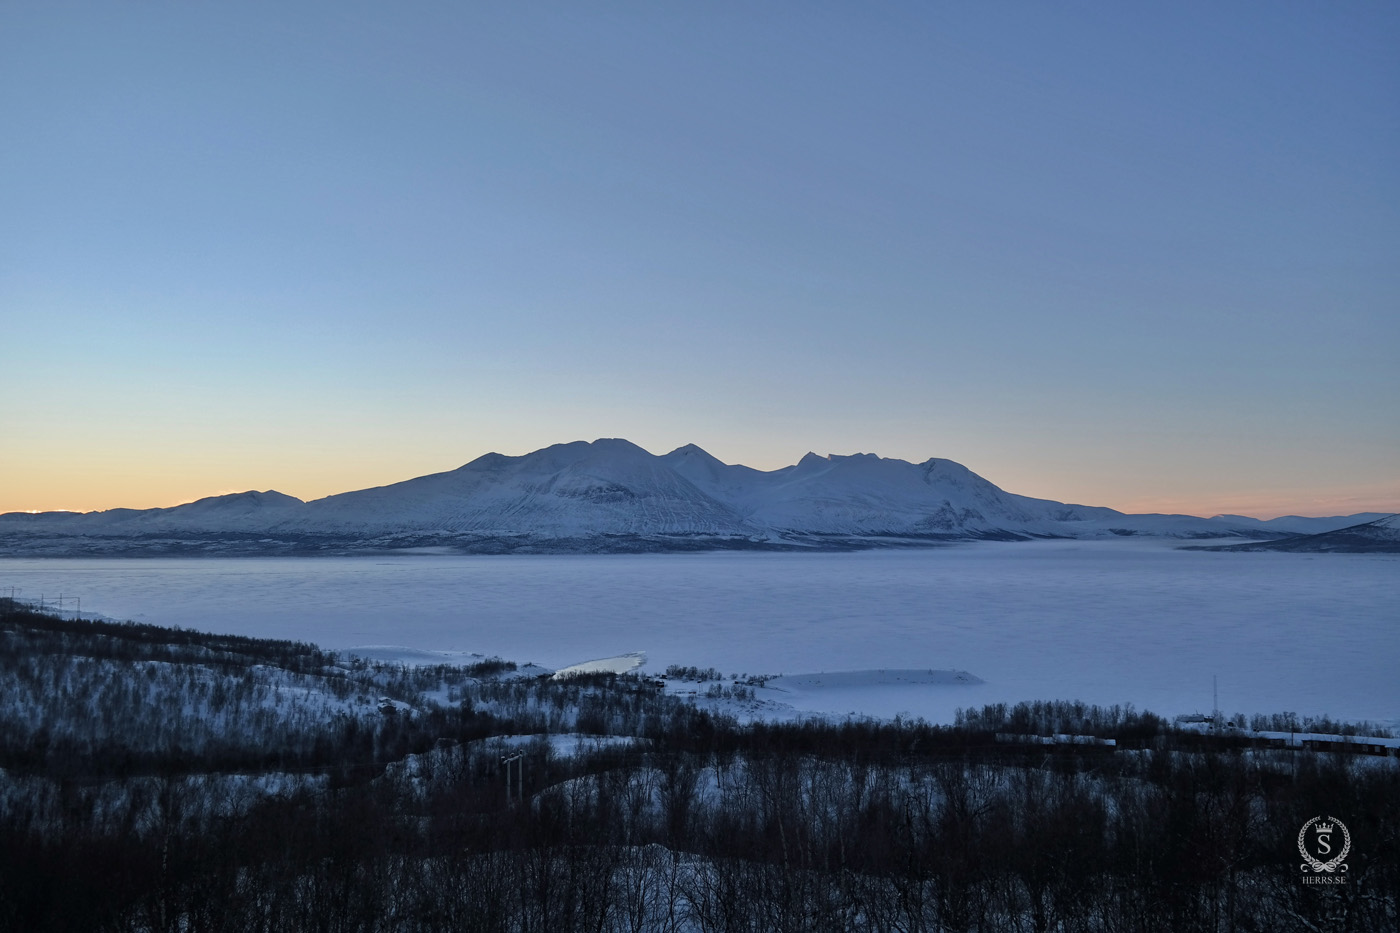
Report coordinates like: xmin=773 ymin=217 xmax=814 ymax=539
xmin=2 ymin=439 xmax=1392 ymax=555
xmin=1186 ymin=513 xmax=1400 ymax=554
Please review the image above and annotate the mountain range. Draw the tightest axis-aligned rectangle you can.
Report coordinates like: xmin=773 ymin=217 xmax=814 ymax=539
xmin=1 ymin=439 xmax=1393 ymax=555
xmin=1185 ymin=513 xmax=1400 ymax=554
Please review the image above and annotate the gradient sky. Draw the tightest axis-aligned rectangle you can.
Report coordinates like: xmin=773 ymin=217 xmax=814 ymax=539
xmin=2 ymin=2 xmax=1397 ymax=519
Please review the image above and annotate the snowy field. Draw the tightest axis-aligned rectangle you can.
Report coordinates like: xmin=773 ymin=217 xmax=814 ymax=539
xmin=1 ymin=540 xmax=1395 ymax=727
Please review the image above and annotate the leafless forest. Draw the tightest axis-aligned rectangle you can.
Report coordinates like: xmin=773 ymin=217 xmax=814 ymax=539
xmin=1 ymin=599 xmax=1394 ymax=932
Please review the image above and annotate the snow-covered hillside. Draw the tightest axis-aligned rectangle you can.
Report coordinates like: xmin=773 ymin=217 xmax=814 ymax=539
xmin=1207 ymin=511 xmax=1393 ymax=535
xmin=1 ymin=439 xmax=1391 ymax=554
xmin=666 ymin=446 xmax=1105 ymax=536
xmin=1193 ymin=513 xmax=1400 ymax=554
xmin=298 ymin=439 xmax=753 ymax=537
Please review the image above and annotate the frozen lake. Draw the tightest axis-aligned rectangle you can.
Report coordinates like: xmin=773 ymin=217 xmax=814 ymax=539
xmin=2 ymin=540 xmax=1395 ymax=726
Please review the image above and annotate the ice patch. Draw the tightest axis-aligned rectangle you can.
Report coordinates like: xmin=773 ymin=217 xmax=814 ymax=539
xmin=342 ymin=645 xmax=485 ymax=665
xmin=755 ymin=668 xmax=986 ymax=721
xmin=553 ymin=651 xmax=647 ymax=679
xmin=477 ymin=733 xmax=644 ymax=758
xmin=765 ymin=669 xmax=983 ymax=692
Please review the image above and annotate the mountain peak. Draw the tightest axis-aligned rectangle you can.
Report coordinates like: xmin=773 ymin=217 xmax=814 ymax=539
xmin=663 ymin=443 xmax=729 ymax=465
xmin=183 ymin=490 xmax=304 ymax=508
xmin=589 ymin=437 xmax=647 ymax=451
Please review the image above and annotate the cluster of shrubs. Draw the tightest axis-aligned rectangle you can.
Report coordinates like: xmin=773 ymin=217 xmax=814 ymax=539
xmin=1248 ymin=710 xmax=1395 ymax=737
xmin=703 ymin=682 xmax=754 ymax=701
xmin=462 ymin=656 xmax=518 ymax=678
xmin=954 ymin=699 xmax=1168 ymax=744
xmin=663 ymin=664 xmax=724 ymax=682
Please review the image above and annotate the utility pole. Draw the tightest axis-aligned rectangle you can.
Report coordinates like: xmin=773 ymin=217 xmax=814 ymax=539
xmin=502 ymin=752 xmax=524 ymax=806
xmin=1291 ymin=713 xmax=1297 ymax=781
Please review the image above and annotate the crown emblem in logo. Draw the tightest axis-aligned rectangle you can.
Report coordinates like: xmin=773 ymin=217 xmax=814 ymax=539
xmin=1314 ymin=821 xmax=1334 ymax=834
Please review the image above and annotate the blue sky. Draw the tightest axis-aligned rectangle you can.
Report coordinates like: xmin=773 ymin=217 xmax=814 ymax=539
xmin=2 ymin=1 xmax=1397 ymax=517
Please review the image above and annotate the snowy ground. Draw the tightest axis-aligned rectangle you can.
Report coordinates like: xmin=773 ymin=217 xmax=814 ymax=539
xmin=2 ymin=539 xmax=1395 ymax=727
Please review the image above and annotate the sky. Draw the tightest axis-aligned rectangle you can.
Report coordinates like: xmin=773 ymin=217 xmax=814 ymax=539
xmin=2 ymin=1 xmax=1397 ymax=519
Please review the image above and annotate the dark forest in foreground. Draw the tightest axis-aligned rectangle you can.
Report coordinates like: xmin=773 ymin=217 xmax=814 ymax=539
xmin=0 ymin=599 xmax=1395 ymax=932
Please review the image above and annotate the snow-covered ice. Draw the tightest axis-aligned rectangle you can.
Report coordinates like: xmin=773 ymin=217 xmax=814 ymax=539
xmin=1 ymin=539 xmax=1395 ymax=727
xmin=473 ymin=733 xmax=644 ymax=758
xmin=765 ymin=669 xmax=984 ymax=690
xmin=341 ymin=645 xmax=489 ymax=666
xmin=553 ymin=652 xmax=647 ymax=678
xmin=756 ymin=669 xmax=985 ymax=720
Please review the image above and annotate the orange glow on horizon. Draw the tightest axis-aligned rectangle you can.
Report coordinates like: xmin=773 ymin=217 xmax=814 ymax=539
xmin=6 ymin=481 xmax=1396 ymax=524
xmin=4 ymin=446 xmax=1397 ymax=523
xmin=1111 ymin=493 xmax=1400 ymax=522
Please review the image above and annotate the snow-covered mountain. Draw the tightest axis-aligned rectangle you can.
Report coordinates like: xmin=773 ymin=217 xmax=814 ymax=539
xmin=1192 ymin=513 xmax=1400 ymax=554
xmin=1206 ymin=512 xmax=1393 ymax=536
xmin=297 ymin=439 xmax=751 ymax=537
xmin=0 ymin=490 xmax=307 ymax=534
xmin=1 ymin=439 xmax=1391 ymax=554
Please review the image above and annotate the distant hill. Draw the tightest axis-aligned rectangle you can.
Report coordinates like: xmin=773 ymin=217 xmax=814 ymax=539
xmin=1186 ymin=514 xmax=1400 ymax=554
xmin=1 ymin=439 xmax=1389 ymax=555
